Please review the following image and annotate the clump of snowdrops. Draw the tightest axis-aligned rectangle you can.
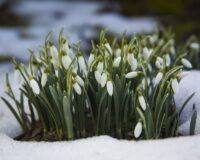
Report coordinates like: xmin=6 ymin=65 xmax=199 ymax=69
xmin=2 ymin=29 xmax=196 ymax=141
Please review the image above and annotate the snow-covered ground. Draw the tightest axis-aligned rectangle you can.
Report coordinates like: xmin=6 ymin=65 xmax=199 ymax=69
xmin=0 ymin=1 xmax=157 ymax=62
xmin=0 ymin=134 xmax=200 ymax=160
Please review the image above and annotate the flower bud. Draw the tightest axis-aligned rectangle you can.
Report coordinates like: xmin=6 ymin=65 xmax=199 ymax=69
xmin=171 ymin=78 xmax=179 ymax=93
xmin=105 ymin=43 xmax=112 ymax=55
xmin=113 ymin=56 xmax=121 ymax=67
xmin=134 ymin=122 xmax=142 ymax=138
xmin=100 ymin=73 xmax=107 ymax=88
xmin=164 ymin=54 xmax=171 ymax=67
xmin=190 ymin=43 xmax=199 ymax=52
xmin=62 ymin=55 xmax=72 ymax=70
xmin=155 ymin=57 xmax=164 ymax=69
xmin=115 ymin=48 xmax=121 ymax=57
xmin=41 ymin=72 xmax=48 ymax=87
xmin=78 ymin=56 xmax=87 ymax=73
xmin=125 ymin=71 xmax=138 ymax=79
xmin=88 ymin=54 xmax=95 ymax=67
xmin=181 ymin=58 xmax=192 ymax=69
xmin=127 ymin=53 xmax=137 ymax=71
xmin=30 ymin=79 xmax=40 ymax=95
xmin=154 ymin=71 xmax=163 ymax=86
xmin=73 ymin=82 xmax=81 ymax=95
xmin=138 ymin=95 xmax=146 ymax=111
xmin=106 ymin=80 xmax=113 ymax=96
xmin=95 ymin=70 xmax=101 ymax=84
xmin=97 ymin=62 xmax=104 ymax=73
xmin=142 ymin=47 xmax=152 ymax=60
xmin=14 ymin=69 xmax=21 ymax=84
xmin=75 ymin=75 xmax=84 ymax=87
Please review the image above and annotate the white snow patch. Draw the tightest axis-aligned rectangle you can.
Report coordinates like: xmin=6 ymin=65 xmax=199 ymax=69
xmin=0 ymin=134 xmax=200 ymax=160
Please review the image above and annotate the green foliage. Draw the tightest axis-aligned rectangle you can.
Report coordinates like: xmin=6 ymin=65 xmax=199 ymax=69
xmin=1 ymin=28 xmax=197 ymax=141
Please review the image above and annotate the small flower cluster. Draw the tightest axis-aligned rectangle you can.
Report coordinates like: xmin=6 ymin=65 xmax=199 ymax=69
xmin=2 ymin=28 xmax=196 ymax=141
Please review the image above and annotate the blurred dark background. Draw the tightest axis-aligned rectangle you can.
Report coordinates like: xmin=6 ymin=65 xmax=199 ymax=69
xmin=0 ymin=0 xmax=199 ymax=70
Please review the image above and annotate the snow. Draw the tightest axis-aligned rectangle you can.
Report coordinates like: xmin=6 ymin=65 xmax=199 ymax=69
xmin=0 ymin=134 xmax=200 ymax=160
xmin=175 ymin=70 xmax=200 ymax=135
xmin=0 ymin=1 xmax=157 ymax=62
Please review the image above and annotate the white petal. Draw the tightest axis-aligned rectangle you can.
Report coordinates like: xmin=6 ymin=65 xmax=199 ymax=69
xmin=127 ymin=53 xmax=137 ymax=71
xmin=165 ymin=54 xmax=171 ymax=66
xmin=143 ymin=47 xmax=152 ymax=60
xmin=125 ymin=71 xmax=138 ymax=79
xmin=14 ymin=69 xmax=21 ymax=84
xmin=105 ymin=43 xmax=112 ymax=54
xmin=62 ymin=41 xmax=70 ymax=54
xmin=41 ymin=72 xmax=47 ymax=87
xmin=139 ymin=95 xmax=146 ymax=111
xmin=95 ymin=70 xmax=101 ymax=84
xmin=88 ymin=54 xmax=94 ymax=67
xmin=134 ymin=122 xmax=142 ymax=138
xmin=154 ymin=72 xmax=163 ymax=86
xmin=78 ymin=56 xmax=87 ymax=73
xmin=76 ymin=75 xmax=84 ymax=86
xmin=113 ymin=56 xmax=121 ymax=67
xmin=73 ymin=82 xmax=82 ymax=95
xmin=190 ymin=43 xmax=199 ymax=51
xmin=100 ymin=73 xmax=107 ymax=88
xmin=30 ymin=79 xmax=40 ymax=95
xmin=181 ymin=58 xmax=192 ymax=69
xmin=97 ymin=62 xmax=104 ymax=73
xmin=172 ymin=78 xmax=179 ymax=93
xmin=115 ymin=48 xmax=121 ymax=57
xmin=106 ymin=81 xmax=113 ymax=96
xmin=62 ymin=55 xmax=72 ymax=70
xmin=155 ymin=57 xmax=163 ymax=69
xmin=170 ymin=46 xmax=175 ymax=55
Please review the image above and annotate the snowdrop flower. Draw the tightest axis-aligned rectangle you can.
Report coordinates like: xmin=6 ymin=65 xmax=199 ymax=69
xmin=142 ymin=47 xmax=152 ymax=60
xmin=171 ymin=78 xmax=179 ymax=93
xmin=125 ymin=71 xmax=138 ymax=79
xmin=138 ymin=94 xmax=146 ymax=111
xmin=155 ymin=57 xmax=164 ymax=69
xmin=62 ymin=40 xmax=70 ymax=54
xmin=127 ymin=53 xmax=137 ymax=71
xmin=73 ymin=82 xmax=81 ymax=95
xmin=78 ymin=56 xmax=87 ymax=73
xmin=149 ymin=35 xmax=158 ymax=44
xmin=88 ymin=53 xmax=95 ymax=67
xmin=97 ymin=62 xmax=104 ymax=73
xmin=164 ymin=54 xmax=171 ymax=67
xmin=190 ymin=42 xmax=199 ymax=52
xmin=113 ymin=56 xmax=121 ymax=67
xmin=62 ymin=54 xmax=72 ymax=70
xmin=75 ymin=75 xmax=84 ymax=87
xmin=106 ymin=80 xmax=113 ymax=96
xmin=14 ymin=68 xmax=21 ymax=84
xmin=50 ymin=45 xmax=59 ymax=68
xmin=181 ymin=58 xmax=192 ymax=69
xmin=170 ymin=46 xmax=175 ymax=55
xmin=30 ymin=78 xmax=40 ymax=95
xmin=100 ymin=73 xmax=107 ymax=87
xmin=115 ymin=48 xmax=121 ymax=57
xmin=95 ymin=70 xmax=101 ymax=84
xmin=105 ymin=43 xmax=112 ymax=55
xmin=41 ymin=71 xmax=48 ymax=87
xmin=154 ymin=71 xmax=163 ymax=86
xmin=134 ymin=122 xmax=142 ymax=138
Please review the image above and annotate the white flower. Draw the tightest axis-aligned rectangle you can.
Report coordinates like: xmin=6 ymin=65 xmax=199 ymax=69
xmin=30 ymin=79 xmax=40 ymax=95
xmin=41 ymin=72 xmax=48 ymax=87
xmin=97 ymin=62 xmax=104 ymax=73
xmin=134 ymin=122 xmax=142 ymax=138
xmin=143 ymin=47 xmax=152 ymax=60
xmin=181 ymin=58 xmax=192 ymax=69
xmin=62 ymin=55 xmax=72 ymax=70
xmin=170 ymin=46 xmax=175 ymax=55
xmin=100 ymin=73 xmax=107 ymax=88
xmin=149 ymin=35 xmax=158 ymax=44
xmin=75 ymin=75 xmax=84 ymax=87
xmin=113 ymin=56 xmax=121 ymax=67
xmin=14 ymin=69 xmax=21 ymax=84
xmin=190 ymin=43 xmax=199 ymax=52
xmin=95 ymin=70 xmax=101 ymax=84
xmin=164 ymin=54 xmax=171 ymax=67
xmin=50 ymin=46 xmax=59 ymax=68
xmin=139 ymin=95 xmax=146 ymax=111
xmin=154 ymin=72 xmax=163 ymax=86
xmin=88 ymin=54 xmax=95 ymax=67
xmin=105 ymin=43 xmax=112 ymax=55
xmin=62 ymin=41 xmax=70 ymax=54
xmin=125 ymin=71 xmax=138 ymax=79
xmin=155 ymin=57 xmax=164 ymax=69
xmin=127 ymin=53 xmax=137 ymax=71
xmin=115 ymin=48 xmax=121 ymax=57
xmin=171 ymin=78 xmax=179 ymax=93
xmin=106 ymin=80 xmax=113 ymax=96
xmin=73 ymin=82 xmax=81 ymax=95
xmin=78 ymin=56 xmax=87 ymax=73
